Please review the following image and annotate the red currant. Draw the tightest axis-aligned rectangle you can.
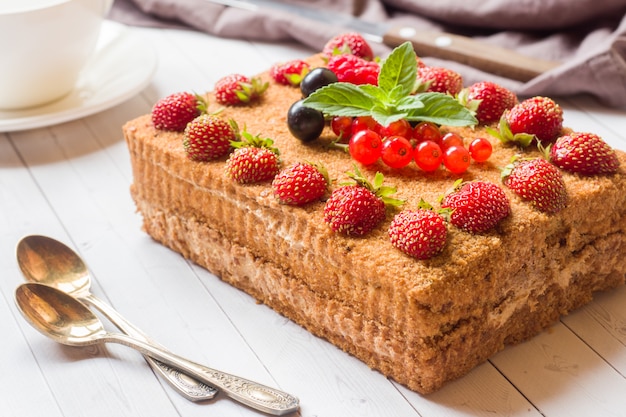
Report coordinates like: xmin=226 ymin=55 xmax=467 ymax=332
xmin=443 ymin=145 xmax=471 ymax=174
xmin=413 ymin=121 xmax=441 ymax=145
xmin=351 ymin=116 xmax=381 ymax=135
xmin=381 ymin=136 xmax=413 ymax=168
xmin=414 ymin=140 xmax=443 ymax=172
xmin=330 ymin=116 xmax=353 ymax=142
xmin=440 ymin=132 xmax=464 ymax=149
xmin=469 ymin=137 xmax=493 ymax=163
xmin=349 ymin=129 xmax=382 ymax=165
xmin=379 ymin=119 xmax=412 ymax=139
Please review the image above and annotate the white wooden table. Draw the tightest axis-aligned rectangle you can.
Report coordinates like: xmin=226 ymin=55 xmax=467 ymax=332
xmin=1 ymin=22 xmax=626 ymax=417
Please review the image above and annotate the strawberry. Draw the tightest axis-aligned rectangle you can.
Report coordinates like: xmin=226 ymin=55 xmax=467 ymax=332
xmin=388 ymin=208 xmax=447 ymax=260
xmin=505 ymin=96 xmax=563 ymax=145
xmin=326 ymin=54 xmax=380 ymax=85
xmin=272 ymin=162 xmax=329 ymax=205
xmin=416 ymin=66 xmax=463 ymax=96
xmin=270 ymin=59 xmax=310 ymax=86
xmin=502 ymin=157 xmax=567 ymax=213
xmin=459 ymin=81 xmax=518 ymax=124
xmin=324 ymin=186 xmax=385 ymax=236
xmin=322 ymin=32 xmax=374 ymax=61
xmin=214 ymin=74 xmax=268 ymax=105
xmin=226 ymin=147 xmax=279 ymax=183
xmin=323 ymin=169 xmax=403 ymax=236
xmin=183 ymin=114 xmax=235 ymax=161
xmin=550 ymin=132 xmax=620 ymax=176
xmin=441 ymin=180 xmax=510 ymax=233
xmin=151 ymin=92 xmax=206 ymax=131
xmin=225 ymin=127 xmax=280 ymax=183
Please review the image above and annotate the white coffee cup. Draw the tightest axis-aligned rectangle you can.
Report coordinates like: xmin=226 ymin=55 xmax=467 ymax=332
xmin=0 ymin=0 xmax=113 ymax=109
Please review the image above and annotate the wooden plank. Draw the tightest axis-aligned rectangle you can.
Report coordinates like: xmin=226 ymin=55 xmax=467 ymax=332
xmin=0 ymin=134 xmax=66 ymax=417
xmin=491 ymin=323 xmax=626 ymax=417
xmin=401 ymin=363 xmax=542 ymax=417
xmin=562 ymin=285 xmax=626 ymax=376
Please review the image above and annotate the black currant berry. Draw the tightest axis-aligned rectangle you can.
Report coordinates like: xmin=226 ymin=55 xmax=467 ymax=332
xmin=300 ymin=67 xmax=338 ymax=98
xmin=287 ymin=99 xmax=325 ymax=142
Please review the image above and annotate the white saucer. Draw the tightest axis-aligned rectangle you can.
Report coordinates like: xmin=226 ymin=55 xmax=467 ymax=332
xmin=0 ymin=21 xmax=157 ymax=132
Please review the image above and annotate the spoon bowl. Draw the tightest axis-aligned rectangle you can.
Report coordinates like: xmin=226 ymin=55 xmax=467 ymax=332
xmin=15 ymin=282 xmax=106 ymax=346
xmin=16 ymin=235 xmax=90 ymax=296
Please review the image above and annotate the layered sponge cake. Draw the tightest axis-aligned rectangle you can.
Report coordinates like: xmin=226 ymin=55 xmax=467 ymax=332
xmin=123 ymin=39 xmax=626 ymax=394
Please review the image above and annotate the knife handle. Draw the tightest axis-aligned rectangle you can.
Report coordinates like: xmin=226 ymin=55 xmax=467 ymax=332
xmin=382 ymin=27 xmax=559 ymax=82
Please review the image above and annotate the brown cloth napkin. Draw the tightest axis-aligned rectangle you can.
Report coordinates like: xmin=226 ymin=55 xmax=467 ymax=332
xmin=110 ymin=0 xmax=626 ymax=108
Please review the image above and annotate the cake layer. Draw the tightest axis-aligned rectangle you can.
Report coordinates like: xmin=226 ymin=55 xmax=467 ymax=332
xmin=123 ymin=58 xmax=626 ymax=393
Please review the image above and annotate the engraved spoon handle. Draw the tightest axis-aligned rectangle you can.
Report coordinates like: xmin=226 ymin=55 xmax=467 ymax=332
xmin=83 ymin=293 xmax=218 ymax=401
xmin=102 ymin=332 xmax=300 ymax=416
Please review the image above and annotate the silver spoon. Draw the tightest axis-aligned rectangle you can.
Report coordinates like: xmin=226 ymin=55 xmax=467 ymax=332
xmin=15 ymin=234 xmax=217 ymax=401
xmin=15 ymin=282 xmax=300 ymax=416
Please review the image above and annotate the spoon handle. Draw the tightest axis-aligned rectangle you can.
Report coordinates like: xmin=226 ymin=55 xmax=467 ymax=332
xmin=83 ymin=293 xmax=218 ymax=401
xmin=104 ymin=332 xmax=299 ymax=416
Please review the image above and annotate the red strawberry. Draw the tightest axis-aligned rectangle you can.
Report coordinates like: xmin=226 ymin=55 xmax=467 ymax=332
xmin=505 ymin=96 xmax=563 ymax=145
xmin=324 ymin=186 xmax=385 ymax=236
xmin=183 ymin=115 xmax=235 ymax=161
xmin=460 ymin=81 xmax=518 ymax=124
xmin=322 ymin=32 xmax=374 ymax=61
xmin=502 ymin=157 xmax=567 ymax=213
xmin=272 ymin=162 xmax=328 ymax=205
xmin=323 ymin=169 xmax=403 ymax=236
xmin=214 ymin=74 xmax=268 ymax=105
xmin=388 ymin=209 xmax=447 ymax=260
xmin=270 ymin=59 xmax=310 ymax=86
xmin=326 ymin=54 xmax=380 ymax=85
xmin=550 ymin=132 xmax=620 ymax=176
xmin=441 ymin=181 xmax=510 ymax=233
xmin=225 ymin=127 xmax=280 ymax=183
xmin=226 ymin=147 xmax=279 ymax=184
xmin=151 ymin=92 xmax=205 ymax=131
xmin=416 ymin=66 xmax=463 ymax=96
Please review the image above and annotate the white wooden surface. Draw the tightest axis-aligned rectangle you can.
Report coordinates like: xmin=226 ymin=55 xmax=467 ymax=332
xmin=2 ymin=23 xmax=626 ymax=417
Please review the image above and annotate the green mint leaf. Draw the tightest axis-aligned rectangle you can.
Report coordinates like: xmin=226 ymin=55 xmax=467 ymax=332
xmin=404 ymin=92 xmax=477 ymax=126
xmin=378 ymin=42 xmax=417 ymax=98
xmin=395 ymin=95 xmax=425 ymax=111
xmin=387 ymin=84 xmax=409 ymax=104
xmin=303 ymin=83 xmax=377 ymax=117
xmin=370 ymin=108 xmax=408 ymax=127
xmin=358 ymin=84 xmax=389 ymax=103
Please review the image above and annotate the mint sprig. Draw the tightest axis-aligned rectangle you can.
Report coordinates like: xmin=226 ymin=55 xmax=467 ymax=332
xmin=303 ymin=42 xmax=477 ymax=127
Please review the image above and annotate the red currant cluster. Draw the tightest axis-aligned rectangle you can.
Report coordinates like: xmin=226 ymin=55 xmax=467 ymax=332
xmin=330 ymin=116 xmax=493 ymax=174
